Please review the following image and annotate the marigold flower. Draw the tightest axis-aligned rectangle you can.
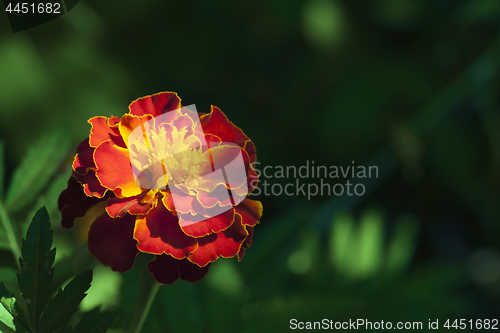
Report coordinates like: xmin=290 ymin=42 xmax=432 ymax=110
xmin=58 ymin=92 xmax=262 ymax=284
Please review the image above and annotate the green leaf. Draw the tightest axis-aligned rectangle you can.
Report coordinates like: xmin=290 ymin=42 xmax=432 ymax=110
xmin=0 ymin=282 xmax=31 ymax=333
xmin=5 ymin=128 xmax=70 ymax=213
xmin=69 ymin=309 xmax=118 ymax=333
xmin=0 ymin=321 xmax=17 ymax=333
xmin=38 ymin=270 xmax=93 ymax=333
xmin=17 ymin=207 xmax=55 ymax=331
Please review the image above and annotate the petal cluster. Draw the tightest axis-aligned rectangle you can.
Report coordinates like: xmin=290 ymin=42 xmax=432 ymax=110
xmin=59 ymin=92 xmax=262 ymax=284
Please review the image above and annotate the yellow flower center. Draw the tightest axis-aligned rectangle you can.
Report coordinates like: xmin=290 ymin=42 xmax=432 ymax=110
xmin=128 ymin=112 xmax=209 ymax=193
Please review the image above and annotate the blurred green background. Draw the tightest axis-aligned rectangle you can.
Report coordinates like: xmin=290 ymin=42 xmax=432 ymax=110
xmin=1 ymin=0 xmax=500 ymax=332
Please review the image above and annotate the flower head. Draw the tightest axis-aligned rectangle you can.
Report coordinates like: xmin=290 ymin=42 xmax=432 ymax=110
xmin=58 ymin=92 xmax=262 ymax=284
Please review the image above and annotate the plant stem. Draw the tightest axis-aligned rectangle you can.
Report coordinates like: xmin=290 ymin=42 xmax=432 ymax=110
xmin=0 ymin=200 xmax=21 ymax=269
xmin=128 ymin=255 xmax=160 ymax=333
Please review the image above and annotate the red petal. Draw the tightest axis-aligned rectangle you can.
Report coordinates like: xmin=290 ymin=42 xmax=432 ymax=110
xmin=118 ymin=114 xmax=153 ymax=147
xmin=183 ymin=144 xmax=251 ymax=195
xmin=58 ymin=176 xmax=108 ymax=229
xmin=204 ymin=134 xmax=222 ymax=145
xmin=133 ymin=204 xmax=197 ymax=258
xmin=234 ymin=199 xmax=263 ymax=227
xmin=209 ymin=144 xmax=251 ymax=186
xmin=171 ymin=113 xmax=196 ymax=134
xmin=106 ymin=190 xmax=158 ymax=218
xmin=72 ymin=170 xmax=108 ymax=198
xmin=94 ymin=140 xmax=142 ymax=198
xmin=168 ymin=189 xmax=200 ymax=215
xmin=180 ymin=208 xmax=235 ymax=238
xmin=169 ymin=186 xmax=232 ymax=217
xmin=129 ymin=92 xmax=182 ymax=118
xmin=88 ymin=116 xmax=124 ymax=148
xmin=71 ymin=138 xmax=108 ymax=198
xmin=148 ymin=255 xmax=210 ymax=285
xmin=247 ymin=167 xmax=259 ymax=193
xmin=72 ymin=138 xmax=95 ymax=175
xmin=188 ymin=214 xmax=248 ymax=267
xmin=161 ymin=193 xmax=176 ymax=212
xmin=87 ymin=212 xmax=139 ymax=273
xmin=200 ymin=107 xmax=257 ymax=177
xmin=238 ymin=226 xmax=254 ymax=261
xmin=243 ymin=140 xmax=257 ymax=165
xmin=200 ymin=106 xmax=250 ymax=150
xmin=196 ymin=185 xmax=234 ymax=209
xmin=170 ymin=187 xmax=233 ymax=217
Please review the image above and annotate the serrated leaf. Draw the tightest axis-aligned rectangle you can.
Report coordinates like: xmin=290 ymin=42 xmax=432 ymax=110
xmin=0 ymin=282 xmax=31 ymax=333
xmin=5 ymin=128 xmax=70 ymax=212
xmin=17 ymin=207 xmax=55 ymax=331
xmin=69 ymin=309 xmax=118 ymax=333
xmin=38 ymin=270 xmax=93 ymax=333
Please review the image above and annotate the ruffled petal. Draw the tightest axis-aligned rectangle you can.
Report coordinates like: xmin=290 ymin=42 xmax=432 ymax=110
xmin=168 ymin=189 xmax=201 ymax=215
xmin=87 ymin=212 xmax=139 ymax=272
xmin=238 ymin=226 xmax=254 ymax=261
xmin=72 ymin=138 xmax=108 ymax=198
xmin=88 ymin=116 xmax=124 ymax=148
xmin=180 ymin=208 xmax=235 ymax=238
xmin=133 ymin=204 xmax=198 ymax=258
xmin=196 ymin=185 xmax=234 ymax=209
xmin=129 ymin=92 xmax=182 ymax=118
xmin=118 ymin=114 xmax=153 ymax=147
xmin=200 ymin=106 xmax=250 ymax=150
xmin=94 ymin=140 xmax=143 ymax=198
xmin=190 ymin=144 xmax=252 ymax=196
xmin=161 ymin=192 xmax=176 ymax=212
xmin=72 ymin=138 xmax=95 ymax=175
xmin=188 ymin=214 xmax=248 ymax=267
xmin=73 ymin=170 xmax=108 ymax=198
xmin=106 ymin=190 xmax=158 ymax=218
xmin=58 ymin=176 xmax=108 ymax=229
xmin=204 ymin=134 xmax=222 ymax=146
xmin=234 ymin=198 xmax=263 ymax=227
xmin=243 ymin=140 xmax=257 ymax=165
xmin=148 ymin=255 xmax=210 ymax=285
xmin=247 ymin=167 xmax=259 ymax=193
